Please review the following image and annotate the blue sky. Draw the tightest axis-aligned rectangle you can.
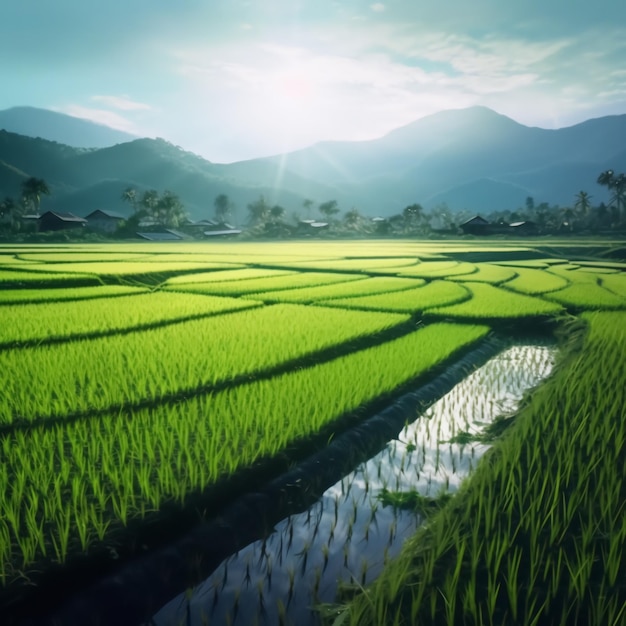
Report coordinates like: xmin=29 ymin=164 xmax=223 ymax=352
xmin=1 ymin=0 xmax=625 ymax=162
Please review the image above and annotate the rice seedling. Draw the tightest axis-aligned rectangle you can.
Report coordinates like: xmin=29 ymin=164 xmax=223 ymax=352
xmin=0 ymin=291 xmax=259 ymax=345
xmin=0 ymin=269 xmax=101 ymax=286
xmin=267 ymin=258 xmax=420 ymax=272
xmin=165 ymin=268 xmax=292 ymax=285
xmin=0 ymin=322 xmax=488 ymax=581
xmin=600 ymin=272 xmax=626 ymax=298
xmin=320 ymin=280 xmax=469 ymax=313
xmin=427 ymin=281 xmax=564 ymax=318
xmin=542 ymin=282 xmax=626 ymax=309
xmin=0 ymin=284 xmax=148 ymax=305
xmin=168 ymin=272 xmax=365 ymax=296
xmin=239 ymin=277 xmax=422 ymax=304
xmin=337 ymin=310 xmax=626 ymax=626
xmin=500 ymin=267 xmax=569 ymax=294
xmin=14 ymin=261 xmax=233 ymax=276
xmin=397 ymin=261 xmax=477 ymax=278
xmin=14 ymin=252 xmax=153 ymax=263
xmin=0 ymin=304 xmax=409 ymax=422
xmin=447 ymin=263 xmax=517 ymax=284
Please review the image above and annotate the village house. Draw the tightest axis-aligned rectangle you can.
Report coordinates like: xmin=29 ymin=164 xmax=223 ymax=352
xmin=38 ymin=211 xmax=87 ymax=232
xmin=85 ymin=209 xmax=125 ymax=233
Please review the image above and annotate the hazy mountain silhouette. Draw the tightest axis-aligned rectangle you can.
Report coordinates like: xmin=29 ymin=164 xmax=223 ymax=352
xmin=0 ymin=131 xmax=317 ymax=222
xmin=0 ymin=106 xmax=624 ymax=219
xmin=0 ymin=106 xmax=137 ymax=148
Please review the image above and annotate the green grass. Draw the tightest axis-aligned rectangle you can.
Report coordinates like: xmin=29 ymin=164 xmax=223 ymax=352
xmin=0 ymin=291 xmax=259 ymax=345
xmin=448 ymin=263 xmax=517 ymax=284
xmin=427 ymin=282 xmax=564 ymax=319
xmin=320 ymin=280 xmax=469 ymax=313
xmin=543 ymin=283 xmax=626 ymax=310
xmin=164 ymin=268 xmax=291 ymax=285
xmin=166 ymin=271 xmax=365 ymax=296
xmin=0 ymin=322 xmax=489 ymax=586
xmin=242 ymin=277 xmax=423 ymax=303
xmin=0 ymin=285 xmax=148 ymax=305
xmin=0 ymin=304 xmax=409 ymax=423
xmin=501 ymin=267 xmax=569 ymax=295
xmin=337 ymin=311 xmax=626 ymax=626
xmin=398 ymin=261 xmax=477 ymax=278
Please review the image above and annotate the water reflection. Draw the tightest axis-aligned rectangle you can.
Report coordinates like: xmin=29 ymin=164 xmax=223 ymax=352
xmin=150 ymin=343 xmax=556 ymax=626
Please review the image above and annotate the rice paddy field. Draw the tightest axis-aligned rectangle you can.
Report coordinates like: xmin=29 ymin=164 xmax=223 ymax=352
xmin=0 ymin=239 xmax=624 ymax=626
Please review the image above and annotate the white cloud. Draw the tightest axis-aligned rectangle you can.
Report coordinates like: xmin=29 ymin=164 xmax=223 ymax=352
xmin=57 ymin=105 xmax=139 ymax=133
xmin=90 ymin=95 xmax=152 ymax=111
xmin=371 ymin=3 xmax=385 ymax=12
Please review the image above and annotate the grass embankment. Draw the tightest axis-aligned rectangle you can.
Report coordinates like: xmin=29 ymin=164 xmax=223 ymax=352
xmin=335 ymin=311 xmax=626 ymax=626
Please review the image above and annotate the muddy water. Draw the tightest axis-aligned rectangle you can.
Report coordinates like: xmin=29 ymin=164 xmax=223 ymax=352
xmin=150 ymin=343 xmax=557 ymax=626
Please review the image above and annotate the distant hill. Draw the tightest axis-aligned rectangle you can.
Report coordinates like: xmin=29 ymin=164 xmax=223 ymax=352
xmin=0 ymin=130 xmax=316 ymax=222
xmin=0 ymin=107 xmax=137 ymax=148
xmin=0 ymin=106 xmax=624 ymax=219
xmin=237 ymin=106 xmax=625 ymax=213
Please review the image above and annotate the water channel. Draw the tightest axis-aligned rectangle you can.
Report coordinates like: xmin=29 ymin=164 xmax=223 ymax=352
xmin=150 ymin=341 xmax=557 ymax=626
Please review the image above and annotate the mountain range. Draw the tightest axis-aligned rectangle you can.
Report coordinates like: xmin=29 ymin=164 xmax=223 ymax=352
xmin=1 ymin=105 xmax=624 ymax=222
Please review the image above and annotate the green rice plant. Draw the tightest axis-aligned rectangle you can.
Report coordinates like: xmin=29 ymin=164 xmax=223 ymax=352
xmin=0 ymin=322 xmax=488 ymax=581
xmin=167 ymin=272 xmax=365 ymax=296
xmin=165 ymin=268 xmax=292 ymax=285
xmin=241 ymin=277 xmax=423 ymax=304
xmin=0 ymin=291 xmax=259 ymax=345
xmin=542 ymin=283 xmax=626 ymax=310
xmin=15 ymin=252 xmax=153 ymax=263
xmin=572 ymin=260 xmax=626 ymax=271
xmin=337 ymin=311 xmax=626 ymax=626
xmin=447 ymin=263 xmax=517 ymax=284
xmin=16 ymin=261 xmax=231 ymax=276
xmin=267 ymin=258 xmax=420 ymax=272
xmin=600 ymin=273 xmax=626 ymax=298
xmin=0 ymin=304 xmax=410 ymax=422
xmin=427 ymin=282 xmax=564 ymax=319
xmin=319 ymin=280 xmax=468 ymax=313
xmin=501 ymin=267 xmax=569 ymax=295
xmin=544 ymin=265 xmax=600 ymax=284
xmin=0 ymin=270 xmax=101 ymax=287
xmin=0 ymin=285 xmax=148 ymax=305
xmin=397 ymin=261 xmax=476 ymax=278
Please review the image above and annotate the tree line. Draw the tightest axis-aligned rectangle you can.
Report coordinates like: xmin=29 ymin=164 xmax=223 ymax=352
xmin=0 ymin=177 xmax=50 ymax=231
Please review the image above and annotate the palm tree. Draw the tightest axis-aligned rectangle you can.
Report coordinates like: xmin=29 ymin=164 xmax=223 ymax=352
xmin=344 ymin=208 xmax=362 ymax=229
xmin=597 ymin=170 xmax=626 ymax=222
xmin=269 ymin=205 xmax=286 ymax=222
xmin=214 ymin=194 xmax=232 ymax=223
xmin=574 ymin=191 xmax=592 ymax=217
xmin=611 ymin=174 xmax=626 ymax=221
xmin=247 ymin=195 xmax=270 ymax=225
xmin=402 ymin=203 xmax=424 ymax=233
xmin=21 ymin=177 xmax=50 ymax=216
xmin=121 ymin=187 xmax=138 ymax=211
xmin=318 ymin=200 xmax=339 ymax=221
xmin=302 ymin=199 xmax=314 ymax=218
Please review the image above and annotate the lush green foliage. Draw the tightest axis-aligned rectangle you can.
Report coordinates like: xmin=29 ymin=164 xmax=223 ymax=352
xmin=243 ymin=277 xmax=423 ymax=303
xmin=0 ymin=285 xmax=147 ymax=305
xmin=166 ymin=272 xmax=365 ymax=296
xmin=338 ymin=311 xmax=626 ymax=626
xmin=0 ymin=322 xmax=488 ymax=582
xmin=448 ymin=263 xmax=517 ymax=284
xmin=0 ymin=304 xmax=408 ymax=423
xmin=0 ymin=291 xmax=257 ymax=345
xmin=321 ymin=280 xmax=469 ymax=313
xmin=502 ymin=267 xmax=569 ymax=294
xmin=428 ymin=282 xmax=564 ymax=318
xmin=165 ymin=268 xmax=291 ymax=285
xmin=543 ymin=283 xmax=626 ymax=309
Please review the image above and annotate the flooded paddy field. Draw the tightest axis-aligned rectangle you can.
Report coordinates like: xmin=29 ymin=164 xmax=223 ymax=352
xmin=150 ymin=342 xmax=556 ymax=626
xmin=0 ymin=239 xmax=624 ymax=626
